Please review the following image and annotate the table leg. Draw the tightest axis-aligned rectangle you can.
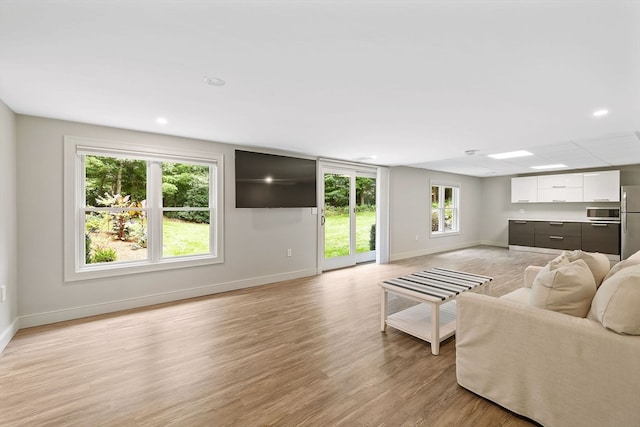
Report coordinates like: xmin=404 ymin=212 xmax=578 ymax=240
xmin=431 ymin=303 xmax=440 ymax=355
xmin=380 ymin=288 xmax=387 ymax=332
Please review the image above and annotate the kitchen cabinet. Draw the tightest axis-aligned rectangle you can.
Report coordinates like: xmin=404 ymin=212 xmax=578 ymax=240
xmin=581 ymin=222 xmax=620 ymax=255
xmin=511 ymin=176 xmax=538 ymax=203
xmin=508 ymin=219 xmax=620 ymax=256
xmin=533 ymin=221 xmax=582 ymax=250
xmin=508 ymin=220 xmax=535 ymax=246
xmin=537 ymin=173 xmax=583 ymax=202
xmin=583 ymin=170 xmax=620 ymax=202
xmin=511 ymin=170 xmax=620 ymax=204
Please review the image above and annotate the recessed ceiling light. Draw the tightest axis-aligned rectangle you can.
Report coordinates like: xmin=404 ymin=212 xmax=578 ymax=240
xmin=592 ymin=109 xmax=609 ymax=117
xmin=156 ymin=117 xmax=168 ymax=125
xmin=204 ymin=76 xmax=225 ymax=86
xmin=354 ymin=155 xmax=377 ymax=162
xmin=530 ymin=164 xmax=567 ymax=170
xmin=487 ymin=150 xmax=533 ymax=160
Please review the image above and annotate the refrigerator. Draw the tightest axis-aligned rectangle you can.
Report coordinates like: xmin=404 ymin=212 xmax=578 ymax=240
xmin=621 ymin=185 xmax=640 ymax=259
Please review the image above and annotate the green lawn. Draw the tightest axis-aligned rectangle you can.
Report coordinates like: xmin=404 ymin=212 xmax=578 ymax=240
xmin=163 ymin=218 xmax=209 ymax=256
xmin=324 ymin=211 xmax=376 ymax=258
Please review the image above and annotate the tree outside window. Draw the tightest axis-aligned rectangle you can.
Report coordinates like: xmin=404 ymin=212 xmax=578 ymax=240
xmin=431 ymin=184 xmax=459 ymax=234
xmin=83 ymin=155 xmax=215 ymax=266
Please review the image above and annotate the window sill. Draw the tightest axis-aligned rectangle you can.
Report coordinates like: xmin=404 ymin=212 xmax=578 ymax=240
xmin=430 ymin=231 xmax=461 ymax=239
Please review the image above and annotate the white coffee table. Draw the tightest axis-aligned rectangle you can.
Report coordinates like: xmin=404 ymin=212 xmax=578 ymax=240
xmin=380 ymin=267 xmax=492 ymax=355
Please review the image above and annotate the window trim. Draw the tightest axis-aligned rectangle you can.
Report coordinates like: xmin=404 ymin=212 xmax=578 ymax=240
xmin=64 ymin=136 xmax=224 ymax=282
xmin=430 ymin=181 xmax=460 ymax=238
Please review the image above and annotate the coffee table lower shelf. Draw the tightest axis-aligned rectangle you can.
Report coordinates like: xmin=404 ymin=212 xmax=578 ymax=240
xmin=385 ymin=301 xmax=457 ymax=347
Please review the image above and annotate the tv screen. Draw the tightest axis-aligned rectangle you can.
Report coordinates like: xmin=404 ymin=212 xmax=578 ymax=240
xmin=235 ymin=150 xmax=317 ymax=208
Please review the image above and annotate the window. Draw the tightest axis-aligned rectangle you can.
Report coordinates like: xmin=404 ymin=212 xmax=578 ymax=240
xmin=431 ymin=184 xmax=459 ymax=235
xmin=64 ymin=136 xmax=224 ymax=281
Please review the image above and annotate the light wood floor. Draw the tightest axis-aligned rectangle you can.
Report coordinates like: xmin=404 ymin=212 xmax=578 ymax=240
xmin=0 ymin=246 xmax=554 ymax=426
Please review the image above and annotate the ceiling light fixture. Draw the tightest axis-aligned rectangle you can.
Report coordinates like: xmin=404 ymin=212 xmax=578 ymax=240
xmin=592 ymin=109 xmax=609 ymax=117
xmin=530 ymin=164 xmax=567 ymax=170
xmin=487 ymin=150 xmax=533 ymax=160
xmin=156 ymin=117 xmax=168 ymax=125
xmin=204 ymin=76 xmax=225 ymax=86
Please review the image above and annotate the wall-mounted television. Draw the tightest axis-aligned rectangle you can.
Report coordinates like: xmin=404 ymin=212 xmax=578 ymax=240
xmin=235 ymin=150 xmax=317 ymax=208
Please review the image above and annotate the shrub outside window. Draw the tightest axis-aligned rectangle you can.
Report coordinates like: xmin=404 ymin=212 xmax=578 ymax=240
xmin=431 ymin=184 xmax=459 ymax=235
xmin=64 ymin=136 xmax=224 ymax=281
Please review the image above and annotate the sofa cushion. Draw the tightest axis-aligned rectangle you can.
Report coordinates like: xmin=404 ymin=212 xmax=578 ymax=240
xmin=588 ymin=264 xmax=640 ymax=335
xmin=529 ymin=259 xmax=597 ymax=317
xmin=561 ymin=250 xmax=610 ymax=287
xmin=500 ymin=287 xmax=531 ymax=304
xmin=603 ymin=258 xmax=640 ymax=282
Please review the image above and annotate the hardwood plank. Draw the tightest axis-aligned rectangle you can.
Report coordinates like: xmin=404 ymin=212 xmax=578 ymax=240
xmin=0 ymin=246 xmax=552 ymax=426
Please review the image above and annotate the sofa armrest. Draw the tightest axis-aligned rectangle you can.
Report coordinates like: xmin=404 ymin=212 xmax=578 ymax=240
xmin=523 ymin=265 xmax=542 ymax=288
xmin=456 ymin=292 xmax=640 ymax=427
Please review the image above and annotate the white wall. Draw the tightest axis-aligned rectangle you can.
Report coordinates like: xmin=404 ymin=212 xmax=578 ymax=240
xmin=388 ymin=166 xmax=483 ymax=260
xmin=0 ymin=100 xmax=18 ymax=351
xmin=17 ymin=115 xmax=319 ymax=327
xmin=480 ymin=165 xmax=640 ymax=246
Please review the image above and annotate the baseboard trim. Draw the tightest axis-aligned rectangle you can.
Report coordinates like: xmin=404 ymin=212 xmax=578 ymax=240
xmin=479 ymin=240 xmax=508 ymax=248
xmin=0 ymin=318 xmax=20 ymax=352
xmin=390 ymin=241 xmax=483 ymax=262
xmin=18 ymin=268 xmax=318 ymax=329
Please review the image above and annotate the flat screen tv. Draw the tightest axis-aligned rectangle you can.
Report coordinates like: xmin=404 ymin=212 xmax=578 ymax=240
xmin=235 ymin=150 xmax=317 ymax=208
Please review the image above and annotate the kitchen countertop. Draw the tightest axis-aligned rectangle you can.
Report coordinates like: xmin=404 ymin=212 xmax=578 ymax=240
xmin=508 ymin=218 xmax=621 ymax=224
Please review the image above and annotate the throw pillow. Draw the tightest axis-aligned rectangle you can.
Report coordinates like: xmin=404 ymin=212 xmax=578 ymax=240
xmin=529 ymin=259 xmax=597 ymax=317
xmin=561 ymin=250 xmax=610 ymax=287
xmin=602 ymin=258 xmax=640 ymax=282
xmin=588 ymin=264 xmax=640 ymax=335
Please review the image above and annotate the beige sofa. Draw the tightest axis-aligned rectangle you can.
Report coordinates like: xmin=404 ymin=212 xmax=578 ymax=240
xmin=456 ymin=250 xmax=640 ymax=427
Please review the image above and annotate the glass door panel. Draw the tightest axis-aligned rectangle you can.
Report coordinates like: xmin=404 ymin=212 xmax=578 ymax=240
xmin=323 ymin=172 xmax=351 ymax=263
xmin=355 ymin=176 xmax=376 ymax=262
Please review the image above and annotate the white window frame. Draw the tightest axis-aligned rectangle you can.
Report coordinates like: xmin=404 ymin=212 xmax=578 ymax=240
xmin=64 ymin=136 xmax=224 ymax=282
xmin=430 ymin=182 xmax=460 ymax=237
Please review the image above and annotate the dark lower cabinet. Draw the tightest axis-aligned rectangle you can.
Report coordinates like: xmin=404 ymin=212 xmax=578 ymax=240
xmin=534 ymin=235 xmax=581 ymax=250
xmin=581 ymin=223 xmax=620 ymax=255
xmin=509 ymin=220 xmax=620 ymax=255
xmin=508 ymin=220 xmax=535 ymax=246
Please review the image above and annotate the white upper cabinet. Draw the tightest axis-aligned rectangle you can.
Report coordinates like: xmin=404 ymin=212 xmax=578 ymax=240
xmin=537 ymin=173 xmax=583 ymax=202
xmin=511 ymin=170 xmax=619 ymax=203
xmin=537 ymin=173 xmax=584 ymax=189
xmin=511 ymin=176 xmax=538 ymax=203
xmin=583 ymin=170 xmax=620 ymax=202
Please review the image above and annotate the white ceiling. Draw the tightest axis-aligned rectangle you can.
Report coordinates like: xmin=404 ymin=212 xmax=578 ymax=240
xmin=1 ymin=0 xmax=639 ymax=177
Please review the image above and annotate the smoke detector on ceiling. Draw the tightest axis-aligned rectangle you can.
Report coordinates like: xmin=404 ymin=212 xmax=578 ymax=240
xmin=204 ymin=76 xmax=225 ymax=86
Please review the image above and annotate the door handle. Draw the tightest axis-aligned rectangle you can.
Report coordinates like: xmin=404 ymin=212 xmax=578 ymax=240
xmin=321 ymin=215 xmax=325 ymax=226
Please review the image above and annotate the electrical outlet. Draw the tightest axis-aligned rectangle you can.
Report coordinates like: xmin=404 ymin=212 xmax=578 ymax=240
xmin=519 ymin=209 xmax=525 ymax=214
xmin=287 ymin=248 xmax=292 ymax=257
xmin=415 ymin=234 xmax=419 ymax=241
xmin=1 ymin=286 xmax=6 ymax=303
